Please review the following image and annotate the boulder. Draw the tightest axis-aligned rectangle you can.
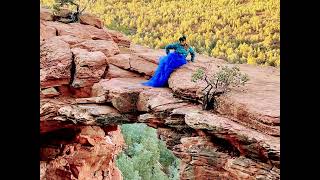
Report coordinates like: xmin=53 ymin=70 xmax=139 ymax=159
xmin=137 ymin=88 xmax=188 ymax=112
xmin=57 ymin=104 xmax=130 ymax=125
xmin=40 ymin=87 xmax=60 ymax=98
xmin=72 ymin=39 xmax=120 ymax=57
xmin=131 ymin=50 xmax=164 ymax=64
xmin=44 ymin=21 xmax=113 ymax=40
xmin=40 ymin=98 xmax=76 ymax=133
xmin=40 ymin=7 xmax=54 ymax=21
xmin=69 ymin=23 xmax=113 ymax=40
xmin=92 ymin=78 xmax=151 ymax=113
xmin=107 ymin=54 xmax=131 ymax=69
xmin=79 ymin=13 xmax=104 ymax=29
xmin=75 ymin=96 xmax=106 ymax=104
xmin=40 ymin=98 xmax=131 ymax=133
xmin=107 ymin=53 xmax=159 ymax=76
xmin=104 ymin=64 xmax=141 ymax=79
xmin=70 ymin=48 xmax=108 ymax=89
xmin=40 ymin=21 xmax=56 ymax=41
xmin=50 ymin=35 xmax=85 ymax=46
xmin=129 ymin=55 xmax=158 ymax=76
xmin=105 ymin=29 xmax=131 ymax=47
xmin=40 ymin=38 xmax=73 ymax=88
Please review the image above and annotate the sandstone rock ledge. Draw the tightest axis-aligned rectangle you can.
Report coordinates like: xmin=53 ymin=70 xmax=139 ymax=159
xmin=40 ymin=7 xmax=280 ymax=180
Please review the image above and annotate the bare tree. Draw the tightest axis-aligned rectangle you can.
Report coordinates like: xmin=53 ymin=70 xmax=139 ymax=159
xmin=53 ymin=0 xmax=97 ymax=23
xmin=192 ymin=65 xmax=249 ymax=110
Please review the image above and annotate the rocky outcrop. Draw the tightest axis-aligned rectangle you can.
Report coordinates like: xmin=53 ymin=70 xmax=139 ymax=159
xmin=51 ymin=35 xmax=85 ymax=46
xmin=105 ymin=52 xmax=160 ymax=76
xmin=40 ymin=8 xmax=279 ymax=180
xmin=40 ymin=98 xmax=128 ymax=180
xmin=104 ymin=64 xmax=141 ymax=79
xmin=168 ymin=59 xmax=280 ymax=137
xmin=184 ymin=109 xmax=280 ymax=167
xmin=40 ymin=21 xmax=56 ymax=41
xmin=50 ymin=21 xmax=112 ymax=41
xmin=137 ymin=88 xmax=188 ymax=112
xmin=40 ymin=12 xmax=132 ymax=177
xmin=175 ymin=137 xmax=279 ymax=180
xmin=70 ymin=48 xmax=107 ymax=90
xmin=79 ymin=13 xmax=104 ymax=29
xmin=106 ymin=54 xmax=131 ymax=70
xmin=40 ymin=8 xmax=54 ymax=21
xmin=73 ymin=40 xmax=120 ymax=57
xmin=40 ymin=125 xmax=124 ymax=180
xmin=106 ymin=29 xmax=131 ymax=48
xmin=91 ymin=78 xmax=151 ymax=113
xmin=40 ymin=87 xmax=60 ymax=98
xmin=40 ymin=98 xmax=132 ymax=134
xmin=40 ymin=38 xmax=72 ymax=89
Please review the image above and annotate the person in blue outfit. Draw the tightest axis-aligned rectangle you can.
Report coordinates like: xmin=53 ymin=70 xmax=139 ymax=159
xmin=142 ymin=35 xmax=196 ymax=87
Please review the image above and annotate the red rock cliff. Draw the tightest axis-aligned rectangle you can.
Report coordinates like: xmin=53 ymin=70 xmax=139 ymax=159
xmin=40 ymin=7 xmax=280 ymax=180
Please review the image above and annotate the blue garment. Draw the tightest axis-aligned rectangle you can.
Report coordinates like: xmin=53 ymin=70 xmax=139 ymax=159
xmin=165 ymin=42 xmax=196 ymax=62
xmin=142 ymin=52 xmax=187 ymax=87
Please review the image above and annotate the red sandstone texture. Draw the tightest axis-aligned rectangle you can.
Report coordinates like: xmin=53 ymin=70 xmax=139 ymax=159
xmin=40 ymin=126 xmax=124 ymax=180
xmin=40 ymin=7 xmax=280 ymax=179
xmin=168 ymin=62 xmax=280 ymax=136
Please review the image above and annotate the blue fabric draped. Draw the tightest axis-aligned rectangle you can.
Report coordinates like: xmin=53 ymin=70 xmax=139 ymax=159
xmin=142 ymin=52 xmax=187 ymax=87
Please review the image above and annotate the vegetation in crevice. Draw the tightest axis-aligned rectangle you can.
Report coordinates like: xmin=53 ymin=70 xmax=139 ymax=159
xmin=116 ymin=123 xmax=180 ymax=180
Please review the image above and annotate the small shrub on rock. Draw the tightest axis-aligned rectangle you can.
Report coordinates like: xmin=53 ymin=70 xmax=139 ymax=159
xmin=192 ymin=65 xmax=249 ymax=110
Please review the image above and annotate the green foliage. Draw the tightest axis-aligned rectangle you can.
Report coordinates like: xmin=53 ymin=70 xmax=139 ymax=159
xmin=159 ymin=141 xmax=176 ymax=167
xmin=168 ymin=159 xmax=180 ymax=180
xmin=191 ymin=68 xmax=206 ymax=83
xmin=116 ymin=124 xmax=180 ymax=180
xmin=116 ymin=153 xmax=141 ymax=180
xmin=192 ymin=65 xmax=249 ymax=110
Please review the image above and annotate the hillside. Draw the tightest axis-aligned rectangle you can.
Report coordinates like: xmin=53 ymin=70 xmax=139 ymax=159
xmin=40 ymin=8 xmax=280 ymax=180
xmin=40 ymin=0 xmax=280 ymax=67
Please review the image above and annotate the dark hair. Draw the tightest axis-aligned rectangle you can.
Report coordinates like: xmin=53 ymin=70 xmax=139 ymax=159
xmin=179 ymin=35 xmax=187 ymax=42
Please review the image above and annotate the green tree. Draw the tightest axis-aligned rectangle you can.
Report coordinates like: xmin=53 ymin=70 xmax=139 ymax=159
xmin=116 ymin=124 xmax=180 ymax=180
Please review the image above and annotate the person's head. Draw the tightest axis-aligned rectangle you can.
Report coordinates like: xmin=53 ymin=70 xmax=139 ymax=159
xmin=179 ymin=35 xmax=187 ymax=45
